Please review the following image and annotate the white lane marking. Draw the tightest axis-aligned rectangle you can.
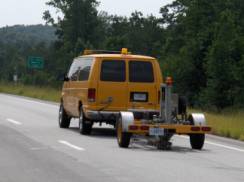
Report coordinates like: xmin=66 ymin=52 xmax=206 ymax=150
xmin=1 ymin=94 xmax=58 ymax=108
xmin=176 ymin=135 xmax=244 ymax=152
xmin=205 ymin=141 xmax=244 ymax=152
xmin=21 ymin=99 xmax=58 ymax=108
xmin=30 ymin=147 xmax=49 ymax=151
xmin=58 ymin=140 xmax=85 ymax=151
xmin=6 ymin=118 xmax=22 ymax=125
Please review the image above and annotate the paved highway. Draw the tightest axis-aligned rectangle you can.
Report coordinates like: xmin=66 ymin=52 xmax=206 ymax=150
xmin=0 ymin=93 xmax=244 ymax=182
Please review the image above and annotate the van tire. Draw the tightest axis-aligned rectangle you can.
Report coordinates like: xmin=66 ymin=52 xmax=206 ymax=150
xmin=59 ymin=104 xmax=71 ymax=128
xmin=190 ymin=134 xmax=205 ymax=150
xmin=116 ymin=116 xmax=131 ymax=148
xmin=79 ymin=107 xmax=92 ymax=135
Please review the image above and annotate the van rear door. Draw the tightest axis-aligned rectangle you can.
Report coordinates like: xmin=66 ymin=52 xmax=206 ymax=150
xmin=128 ymin=60 xmax=158 ymax=110
xmin=97 ymin=60 xmax=127 ymax=111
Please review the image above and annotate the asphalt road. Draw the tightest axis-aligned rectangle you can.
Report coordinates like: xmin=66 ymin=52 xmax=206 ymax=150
xmin=0 ymin=93 xmax=244 ymax=182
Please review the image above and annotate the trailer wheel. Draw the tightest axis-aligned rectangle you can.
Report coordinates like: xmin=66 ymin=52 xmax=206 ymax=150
xmin=116 ymin=116 xmax=131 ymax=148
xmin=59 ymin=104 xmax=71 ymax=128
xmin=79 ymin=107 xmax=92 ymax=135
xmin=190 ymin=134 xmax=205 ymax=150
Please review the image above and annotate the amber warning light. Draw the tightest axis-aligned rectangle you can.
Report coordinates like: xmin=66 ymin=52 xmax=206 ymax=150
xmin=121 ymin=48 xmax=128 ymax=54
xmin=166 ymin=77 xmax=173 ymax=86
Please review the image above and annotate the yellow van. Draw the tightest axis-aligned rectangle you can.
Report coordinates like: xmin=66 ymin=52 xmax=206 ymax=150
xmin=59 ymin=48 xmax=163 ymax=135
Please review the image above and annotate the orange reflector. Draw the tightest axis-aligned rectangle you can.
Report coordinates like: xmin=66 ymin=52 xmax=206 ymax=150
xmin=140 ymin=125 xmax=149 ymax=130
xmin=191 ymin=126 xmax=200 ymax=131
xmin=202 ymin=127 xmax=211 ymax=132
xmin=129 ymin=125 xmax=138 ymax=130
xmin=166 ymin=77 xmax=173 ymax=86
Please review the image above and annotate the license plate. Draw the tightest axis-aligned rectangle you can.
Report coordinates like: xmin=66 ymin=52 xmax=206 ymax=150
xmin=134 ymin=93 xmax=146 ymax=101
xmin=149 ymin=128 xmax=165 ymax=136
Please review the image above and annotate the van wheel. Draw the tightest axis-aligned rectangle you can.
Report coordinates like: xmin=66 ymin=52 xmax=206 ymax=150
xmin=59 ymin=104 xmax=71 ymax=128
xmin=116 ymin=116 xmax=131 ymax=148
xmin=79 ymin=107 xmax=92 ymax=135
xmin=190 ymin=134 xmax=205 ymax=150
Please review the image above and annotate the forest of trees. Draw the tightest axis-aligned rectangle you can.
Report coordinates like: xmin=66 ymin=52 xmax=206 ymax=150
xmin=0 ymin=25 xmax=56 ymax=85
xmin=1 ymin=0 xmax=244 ymax=110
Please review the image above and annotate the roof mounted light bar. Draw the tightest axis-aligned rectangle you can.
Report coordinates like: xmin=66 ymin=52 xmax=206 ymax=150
xmin=83 ymin=48 xmax=130 ymax=55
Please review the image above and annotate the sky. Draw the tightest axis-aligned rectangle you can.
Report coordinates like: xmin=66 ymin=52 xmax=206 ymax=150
xmin=0 ymin=0 xmax=173 ymax=28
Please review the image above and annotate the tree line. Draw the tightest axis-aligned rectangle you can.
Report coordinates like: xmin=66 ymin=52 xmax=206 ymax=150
xmin=1 ymin=0 xmax=244 ymax=110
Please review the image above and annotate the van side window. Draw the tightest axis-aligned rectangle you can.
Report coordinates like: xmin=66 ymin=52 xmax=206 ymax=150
xmin=129 ymin=61 xmax=154 ymax=82
xmin=101 ymin=60 xmax=125 ymax=82
xmin=68 ymin=61 xmax=79 ymax=81
xmin=77 ymin=58 xmax=94 ymax=81
xmin=68 ymin=58 xmax=94 ymax=81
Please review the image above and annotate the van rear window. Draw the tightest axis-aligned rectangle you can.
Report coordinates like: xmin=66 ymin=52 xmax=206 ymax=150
xmin=129 ymin=61 xmax=154 ymax=82
xmin=101 ymin=60 xmax=126 ymax=82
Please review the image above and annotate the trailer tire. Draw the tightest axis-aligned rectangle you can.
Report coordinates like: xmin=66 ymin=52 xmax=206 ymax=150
xmin=79 ymin=107 xmax=92 ymax=135
xmin=116 ymin=116 xmax=131 ymax=148
xmin=190 ymin=134 xmax=205 ymax=150
xmin=58 ymin=104 xmax=71 ymax=128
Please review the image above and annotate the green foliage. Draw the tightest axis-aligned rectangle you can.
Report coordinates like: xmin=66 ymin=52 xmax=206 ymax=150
xmin=103 ymin=12 xmax=165 ymax=57
xmin=44 ymin=0 xmax=102 ymax=55
xmin=0 ymin=25 xmax=58 ymax=87
xmin=0 ymin=81 xmax=60 ymax=102
xmin=160 ymin=0 xmax=244 ymax=109
xmin=0 ymin=25 xmax=56 ymax=45
xmin=191 ymin=108 xmax=244 ymax=141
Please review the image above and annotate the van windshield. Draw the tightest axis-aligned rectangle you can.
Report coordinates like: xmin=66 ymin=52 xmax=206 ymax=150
xmin=129 ymin=61 xmax=154 ymax=82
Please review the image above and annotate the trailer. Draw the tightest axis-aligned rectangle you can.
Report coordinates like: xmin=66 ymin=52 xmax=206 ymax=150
xmin=116 ymin=77 xmax=211 ymax=150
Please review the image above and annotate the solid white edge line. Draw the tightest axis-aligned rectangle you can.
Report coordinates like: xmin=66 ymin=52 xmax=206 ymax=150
xmin=6 ymin=118 xmax=22 ymax=125
xmin=58 ymin=140 xmax=85 ymax=151
xmin=1 ymin=94 xmax=57 ymax=108
xmin=176 ymin=135 xmax=244 ymax=152
xmin=205 ymin=141 xmax=244 ymax=152
xmin=21 ymin=99 xmax=57 ymax=108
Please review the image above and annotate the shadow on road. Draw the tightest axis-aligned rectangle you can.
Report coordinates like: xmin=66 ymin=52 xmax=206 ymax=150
xmin=128 ymin=139 xmax=210 ymax=153
xmin=90 ymin=127 xmax=116 ymax=138
xmin=66 ymin=122 xmax=210 ymax=153
xmin=68 ymin=126 xmax=116 ymax=139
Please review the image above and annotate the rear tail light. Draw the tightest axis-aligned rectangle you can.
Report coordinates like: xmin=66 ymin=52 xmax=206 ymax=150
xmin=129 ymin=125 xmax=138 ymax=130
xmin=141 ymin=125 xmax=149 ymax=130
xmin=191 ymin=126 xmax=200 ymax=131
xmin=88 ymin=88 xmax=96 ymax=102
xmin=202 ymin=127 xmax=211 ymax=132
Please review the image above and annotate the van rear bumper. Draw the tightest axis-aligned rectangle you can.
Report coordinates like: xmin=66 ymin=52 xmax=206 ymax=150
xmin=85 ymin=109 xmax=160 ymax=123
xmin=86 ymin=111 xmax=120 ymax=122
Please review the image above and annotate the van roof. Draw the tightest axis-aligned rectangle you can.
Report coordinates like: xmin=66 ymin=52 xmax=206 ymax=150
xmin=77 ymin=54 xmax=156 ymax=60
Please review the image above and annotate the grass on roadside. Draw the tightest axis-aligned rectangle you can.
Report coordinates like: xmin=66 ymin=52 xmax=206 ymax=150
xmin=203 ymin=111 xmax=244 ymax=141
xmin=0 ymin=82 xmax=60 ymax=102
xmin=189 ymin=109 xmax=244 ymax=141
xmin=0 ymin=82 xmax=243 ymax=141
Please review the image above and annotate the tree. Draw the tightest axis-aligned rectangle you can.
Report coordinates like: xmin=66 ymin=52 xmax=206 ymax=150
xmin=159 ymin=0 xmax=244 ymax=108
xmin=44 ymin=0 xmax=102 ymax=55
xmin=202 ymin=9 xmax=244 ymax=109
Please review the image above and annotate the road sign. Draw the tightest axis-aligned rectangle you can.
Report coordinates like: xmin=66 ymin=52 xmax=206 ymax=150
xmin=27 ymin=57 xmax=44 ymax=69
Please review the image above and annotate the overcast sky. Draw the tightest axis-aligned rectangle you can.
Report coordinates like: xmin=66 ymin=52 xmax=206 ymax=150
xmin=0 ymin=0 xmax=173 ymax=27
